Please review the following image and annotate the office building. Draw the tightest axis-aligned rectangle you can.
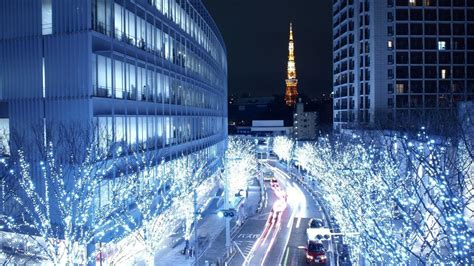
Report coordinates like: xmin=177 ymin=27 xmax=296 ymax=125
xmin=0 ymin=0 xmax=227 ymax=163
xmin=333 ymin=0 xmax=474 ymax=130
xmin=0 ymin=0 xmax=227 ymax=243
xmin=293 ymin=100 xmax=319 ymax=140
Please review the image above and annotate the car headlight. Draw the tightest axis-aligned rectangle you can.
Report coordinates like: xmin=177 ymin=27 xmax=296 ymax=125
xmin=319 ymin=255 xmax=327 ymax=260
xmin=306 ymin=254 xmax=314 ymax=260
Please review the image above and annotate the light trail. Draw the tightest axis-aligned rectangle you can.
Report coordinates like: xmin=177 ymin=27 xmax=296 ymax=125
xmin=245 ymin=197 xmax=287 ymax=265
xmin=265 ymin=162 xmax=309 ymax=265
xmin=261 ymin=209 xmax=283 ymax=266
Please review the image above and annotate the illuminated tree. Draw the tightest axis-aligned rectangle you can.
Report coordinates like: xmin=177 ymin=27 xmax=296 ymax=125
xmin=0 ymin=141 xmax=120 ymax=265
xmin=293 ymin=130 xmax=473 ymax=264
xmin=99 ymin=153 xmax=214 ymax=265
xmin=225 ymin=137 xmax=258 ymax=201
xmin=273 ymin=136 xmax=295 ymax=165
xmin=0 ymin=125 xmax=166 ymax=265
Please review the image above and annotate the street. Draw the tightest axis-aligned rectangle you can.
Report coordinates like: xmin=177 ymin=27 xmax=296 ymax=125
xmin=229 ymin=160 xmax=333 ymax=266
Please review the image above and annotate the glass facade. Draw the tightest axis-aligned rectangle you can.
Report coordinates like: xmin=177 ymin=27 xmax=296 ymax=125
xmin=88 ymin=0 xmax=227 ymax=156
xmin=0 ymin=0 xmax=228 ymax=248
xmin=333 ymin=0 xmax=474 ymax=129
xmin=389 ymin=0 xmax=474 ymax=123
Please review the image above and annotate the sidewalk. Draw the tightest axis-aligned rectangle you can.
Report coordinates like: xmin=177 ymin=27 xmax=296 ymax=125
xmin=156 ymin=178 xmax=263 ymax=266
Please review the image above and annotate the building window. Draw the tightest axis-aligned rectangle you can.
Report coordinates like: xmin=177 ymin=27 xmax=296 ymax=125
xmin=42 ymin=0 xmax=52 ymax=35
xmin=387 ymin=40 xmax=393 ymax=49
xmin=0 ymin=119 xmax=10 ymax=155
xmin=409 ymin=0 xmax=416 ymax=6
xmin=396 ymin=83 xmax=406 ymax=94
xmin=388 ymin=83 xmax=394 ymax=94
xmin=441 ymin=68 xmax=447 ymax=79
xmin=438 ymin=41 xmax=446 ymax=51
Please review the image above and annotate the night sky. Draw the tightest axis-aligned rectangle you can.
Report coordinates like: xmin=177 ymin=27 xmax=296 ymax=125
xmin=203 ymin=0 xmax=333 ymax=98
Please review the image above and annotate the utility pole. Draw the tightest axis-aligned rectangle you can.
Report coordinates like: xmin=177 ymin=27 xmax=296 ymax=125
xmin=223 ymin=157 xmax=231 ymax=256
xmin=193 ymin=190 xmax=198 ymax=265
xmin=266 ymin=137 xmax=270 ymax=159
xmin=255 ymin=139 xmax=264 ymax=197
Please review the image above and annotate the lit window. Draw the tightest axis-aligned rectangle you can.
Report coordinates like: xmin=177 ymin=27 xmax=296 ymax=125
xmin=438 ymin=41 xmax=446 ymax=51
xmin=396 ymin=83 xmax=405 ymax=94
xmin=387 ymin=40 xmax=393 ymax=49
xmin=42 ymin=0 xmax=52 ymax=35
xmin=409 ymin=0 xmax=416 ymax=6
xmin=441 ymin=69 xmax=446 ymax=79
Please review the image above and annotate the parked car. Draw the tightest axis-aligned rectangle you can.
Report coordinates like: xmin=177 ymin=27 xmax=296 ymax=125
xmin=308 ymin=218 xmax=324 ymax=229
xmin=305 ymin=241 xmax=327 ymax=264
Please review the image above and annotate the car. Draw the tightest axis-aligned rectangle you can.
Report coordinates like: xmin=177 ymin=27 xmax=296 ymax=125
xmin=308 ymin=218 xmax=324 ymax=229
xmin=263 ymin=174 xmax=274 ymax=182
xmin=262 ymin=169 xmax=274 ymax=182
xmin=305 ymin=241 xmax=327 ymax=264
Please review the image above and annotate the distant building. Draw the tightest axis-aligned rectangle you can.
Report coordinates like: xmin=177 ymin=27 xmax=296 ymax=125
xmin=236 ymin=120 xmax=292 ymax=137
xmin=293 ymin=100 xmax=318 ymax=140
xmin=228 ymin=95 xmax=293 ymax=133
xmin=332 ymin=0 xmax=474 ymax=130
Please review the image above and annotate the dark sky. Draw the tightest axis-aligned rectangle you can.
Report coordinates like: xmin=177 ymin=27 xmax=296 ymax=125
xmin=203 ymin=0 xmax=333 ymax=98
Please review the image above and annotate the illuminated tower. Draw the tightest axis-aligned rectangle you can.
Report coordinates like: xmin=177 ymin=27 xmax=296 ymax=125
xmin=285 ymin=23 xmax=298 ymax=107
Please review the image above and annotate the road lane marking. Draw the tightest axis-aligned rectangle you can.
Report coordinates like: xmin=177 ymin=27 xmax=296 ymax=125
xmin=296 ymin=216 xmax=302 ymax=228
xmin=237 ymin=233 xmax=261 ymax=239
xmin=234 ymin=242 xmax=247 ymax=259
xmin=282 ymin=246 xmax=290 ymax=266
xmin=245 ymin=199 xmax=284 ymax=265
xmin=287 ymin=209 xmax=296 ymax=228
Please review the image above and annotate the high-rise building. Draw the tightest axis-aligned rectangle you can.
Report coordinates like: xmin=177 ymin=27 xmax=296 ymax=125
xmin=333 ymin=0 xmax=474 ymax=130
xmin=285 ymin=23 xmax=298 ymax=107
xmin=0 ymin=0 xmax=227 ymax=220
xmin=0 ymin=0 xmax=227 ymax=157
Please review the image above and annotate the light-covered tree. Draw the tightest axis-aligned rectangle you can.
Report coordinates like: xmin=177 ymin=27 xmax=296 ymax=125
xmin=99 ymin=153 xmax=214 ymax=265
xmin=225 ymin=137 xmax=258 ymax=201
xmin=273 ymin=136 xmax=295 ymax=166
xmin=0 ymin=141 xmax=120 ymax=265
xmin=293 ymin=130 xmax=473 ymax=264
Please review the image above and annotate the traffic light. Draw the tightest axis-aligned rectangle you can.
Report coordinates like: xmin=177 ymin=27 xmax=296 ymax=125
xmin=315 ymin=234 xmax=331 ymax=240
xmin=217 ymin=208 xmax=236 ymax=218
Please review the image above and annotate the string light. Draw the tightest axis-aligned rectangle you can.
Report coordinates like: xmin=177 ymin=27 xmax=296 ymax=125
xmin=274 ymin=131 xmax=473 ymax=264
